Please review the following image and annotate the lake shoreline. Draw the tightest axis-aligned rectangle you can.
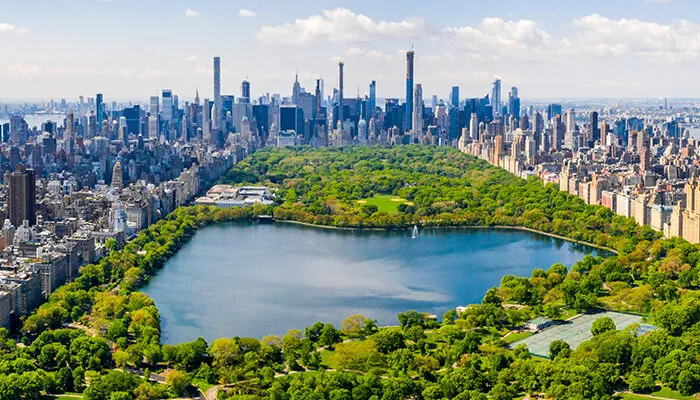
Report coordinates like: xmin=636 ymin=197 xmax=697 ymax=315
xmin=274 ymin=219 xmax=618 ymax=255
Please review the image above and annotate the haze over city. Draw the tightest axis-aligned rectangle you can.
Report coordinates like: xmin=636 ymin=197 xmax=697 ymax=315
xmin=3 ymin=0 xmax=700 ymax=99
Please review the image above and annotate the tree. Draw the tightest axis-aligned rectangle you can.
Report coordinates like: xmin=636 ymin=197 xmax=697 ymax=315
xmin=628 ymin=372 xmax=656 ymax=394
xmin=361 ymin=204 xmax=379 ymax=217
xmin=388 ymin=348 xmax=414 ymax=373
xmin=134 ymin=382 xmax=169 ymax=400
xmin=341 ymin=314 xmax=369 ymax=337
xmin=372 ymin=329 xmax=405 ymax=354
xmin=332 ymin=340 xmax=383 ymax=371
xmin=72 ymin=367 xmax=85 ymax=392
xmin=305 ymin=322 xmax=325 ymax=343
xmin=397 ymin=310 xmax=426 ymax=329
xmin=329 ymin=388 xmax=352 ymax=400
xmin=549 ymin=340 xmax=570 ymax=359
xmin=442 ymin=310 xmax=457 ymax=325
xmin=282 ymin=330 xmax=303 ymax=354
xmin=677 ymin=370 xmax=697 ymax=396
xmin=319 ymin=324 xmax=341 ymax=348
xmin=405 ymin=326 xmax=426 ymax=342
xmin=110 ymin=392 xmax=132 ymax=400
xmin=591 ymin=317 xmax=616 ymax=336
xmin=483 ymin=287 xmax=503 ymax=306
xmin=113 ymin=350 xmax=131 ymax=369
xmin=108 ymin=320 xmax=128 ymax=341
xmin=166 ymin=370 xmax=190 ymax=397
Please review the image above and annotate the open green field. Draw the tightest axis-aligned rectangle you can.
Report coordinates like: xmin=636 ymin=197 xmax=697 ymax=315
xmin=503 ymin=331 xmax=533 ymax=344
xmin=620 ymin=389 xmax=695 ymax=400
xmin=650 ymin=387 xmax=696 ymax=399
xmin=47 ymin=393 xmax=84 ymax=399
xmin=356 ymin=195 xmax=412 ymax=213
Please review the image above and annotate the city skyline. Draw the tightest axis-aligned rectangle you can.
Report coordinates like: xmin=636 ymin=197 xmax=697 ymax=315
xmin=3 ymin=0 xmax=700 ymax=100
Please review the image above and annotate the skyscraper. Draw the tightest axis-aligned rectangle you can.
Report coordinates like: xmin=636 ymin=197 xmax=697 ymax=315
xmin=566 ymin=109 xmax=576 ymax=134
xmin=338 ymin=62 xmax=344 ymax=124
xmin=547 ymin=104 xmax=562 ymax=122
xmin=413 ymin=83 xmax=423 ymax=134
xmin=508 ymin=87 xmax=520 ymax=120
xmin=202 ymin=99 xmax=211 ymax=142
xmin=314 ymin=79 xmax=322 ymax=114
xmin=65 ymin=111 xmax=74 ymax=141
xmin=451 ymin=86 xmax=459 ymax=108
xmin=111 ymin=161 xmax=123 ymax=189
xmin=162 ymin=90 xmax=173 ymax=122
xmin=553 ymin=114 xmax=564 ymax=151
xmin=96 ymin=93 xmax=104 ymax=133
xmin=292 ymin=73 xmax=301 ymax=105
xmin=368 ymin=80 xmax=376 ymax=119
xmin=405 ymin=50 xmax=415 ymax=131
xmin=469 ymin=113 xmax=478 ymax=141
xmin=241 ymin=80 xmax=251 ymax=104
xmin=213 ymin=57 xmax=222 ymax=129
xmin=564 ymin=109 xmax=576 ymax=149
xmin=590 ymin=111 xmax=600 ymax=144
xmin=491 ymin=78 xmax=502 ymax=118
xmin=150 ymin=96 xmax=159 ymax=116
xmin=4 ymin=164 xmax=36 ymax=227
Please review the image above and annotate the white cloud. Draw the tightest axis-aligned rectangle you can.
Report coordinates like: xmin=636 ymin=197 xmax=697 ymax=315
xmin=343 ymin=47 xmax=394 ymax=61
xmin=257 ymin=8 xmax=425 ymax=44
xmin=0 ymin=23 xmax=29 ymax=34
xmin=572 ymin=15 xmax=700 ymax=64
xmin=441 ymin=15 xmax=700 ymax=66
xmin=185 ymin=55 xmax=199 ymax=62
xmin=238 ymin=9 xmax=257 ymax=18
xmin=443 ymin=18 xmax=553 ymax=61
xmin=185 ymin=9 xmax=200 ymax=18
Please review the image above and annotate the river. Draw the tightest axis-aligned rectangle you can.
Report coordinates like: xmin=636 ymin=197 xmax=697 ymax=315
xmin=142 ymin=223 xmax=606 ymax=343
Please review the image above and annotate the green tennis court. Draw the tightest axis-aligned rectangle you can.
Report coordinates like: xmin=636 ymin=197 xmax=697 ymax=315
xmin=511 ymin=311 xmax=643 ymax=358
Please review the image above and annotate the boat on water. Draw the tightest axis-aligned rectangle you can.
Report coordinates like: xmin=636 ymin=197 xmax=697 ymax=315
xmin=412 ymin=225 xmax=419 ymax=239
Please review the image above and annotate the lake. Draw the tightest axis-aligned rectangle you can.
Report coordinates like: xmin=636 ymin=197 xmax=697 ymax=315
xmin=142 ymin=223 xmax=606 ymax=343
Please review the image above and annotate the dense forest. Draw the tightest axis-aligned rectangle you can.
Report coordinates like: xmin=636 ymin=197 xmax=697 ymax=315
xmin=222 ymin=146 xmax=656 ymax=252
xmin=3 ymin=145 xmax=700 ymax=400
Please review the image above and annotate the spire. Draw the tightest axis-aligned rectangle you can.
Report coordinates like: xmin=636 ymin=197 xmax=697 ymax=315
xmin=195 ymin=88 xmax=200 ymax=105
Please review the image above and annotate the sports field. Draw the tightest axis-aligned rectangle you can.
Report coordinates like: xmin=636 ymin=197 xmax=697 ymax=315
xmin=511 ymin=311 xmax=643 ymax=358
xmin=356 ymin=195 xmax=411 ymax=213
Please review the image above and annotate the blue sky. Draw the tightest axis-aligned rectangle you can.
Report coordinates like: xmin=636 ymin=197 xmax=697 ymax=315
xmin=1 ymin=0 xmax=699 ymax=100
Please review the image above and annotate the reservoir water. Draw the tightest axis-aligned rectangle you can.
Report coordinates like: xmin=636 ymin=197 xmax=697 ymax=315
xmin=142 ymin=223 xmax=606 ymax=343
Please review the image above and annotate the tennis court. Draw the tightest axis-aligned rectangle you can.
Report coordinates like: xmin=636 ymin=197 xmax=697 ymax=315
xmin=511 ymin=311 xmax=643 ymax=358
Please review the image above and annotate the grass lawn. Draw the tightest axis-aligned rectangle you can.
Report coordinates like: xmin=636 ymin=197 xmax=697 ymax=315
xmin=356 ymin=195 xmax=411 ymax=213
xmin=620 ymin=394 xmax=654 ymax=400
xmin=619 ymin=388 xmax=696 ymax=400
xmin=559 ymin=308 xmax=579 ymax=320
xmin=319 ymin=349 xmax=334 ymax=368
xmin=192 ymin=378 xmax=215 ymax=392
xmin=651 ymin=387 xmax=696 ymax=399
xmin=47 ymin=393 xmax=84 ymax=399
xmin=503 ymin=331 xmax=533 ymax=344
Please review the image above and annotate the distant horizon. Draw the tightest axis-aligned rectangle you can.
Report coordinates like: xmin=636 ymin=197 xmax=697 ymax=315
xmin=0 ymin=96 xmax=694 ymax=105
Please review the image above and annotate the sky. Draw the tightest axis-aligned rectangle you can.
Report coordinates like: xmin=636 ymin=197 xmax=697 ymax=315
xmin=1 ymin=0 xmax=700 ymax=101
